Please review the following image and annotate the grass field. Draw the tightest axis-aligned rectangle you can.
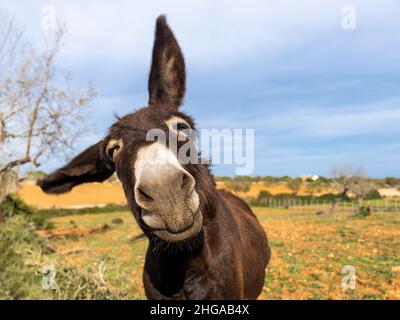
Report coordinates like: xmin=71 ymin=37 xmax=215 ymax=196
xmin=42 ymin=207 xmax=400 ymax=300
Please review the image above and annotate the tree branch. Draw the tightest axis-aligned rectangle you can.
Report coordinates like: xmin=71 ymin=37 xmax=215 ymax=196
xmin=0 ymin=157 xmax=30 ymax=174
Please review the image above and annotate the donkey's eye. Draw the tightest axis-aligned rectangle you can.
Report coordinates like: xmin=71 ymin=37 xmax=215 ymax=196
xmin=167 ymin=118 xmax=193 ymax=139
xmin=176 ymin=122 xmax=190 ymax=131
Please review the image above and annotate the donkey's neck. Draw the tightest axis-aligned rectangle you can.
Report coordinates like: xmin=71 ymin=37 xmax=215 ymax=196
xmin=146 ymin=237 xmax=204 ymax=297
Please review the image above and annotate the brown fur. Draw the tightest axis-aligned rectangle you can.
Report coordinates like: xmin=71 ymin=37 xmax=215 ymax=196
xmin=38 ymin=15 xmax=270 ymax=299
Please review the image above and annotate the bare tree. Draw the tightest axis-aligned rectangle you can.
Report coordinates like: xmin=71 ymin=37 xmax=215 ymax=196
xmin=331 ymin=165 xmax=372 ymax=199
xmin=331 ymin=164 xmax=353 ymax=199
xmin=331 ymin=165 xmax=373 ymax=215
xmin=0 ymin=11 xmax=96 ymax=209
xmin=350 ymin=167 xmax=373 ymax=203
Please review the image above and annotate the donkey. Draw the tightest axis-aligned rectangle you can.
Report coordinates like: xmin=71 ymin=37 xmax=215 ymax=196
xmin=38 ymin=16 xmax=270 ymax=300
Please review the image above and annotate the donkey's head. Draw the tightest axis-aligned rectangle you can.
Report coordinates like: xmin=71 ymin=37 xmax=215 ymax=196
xmin=38 ymin=16 xmax=217 ymax=244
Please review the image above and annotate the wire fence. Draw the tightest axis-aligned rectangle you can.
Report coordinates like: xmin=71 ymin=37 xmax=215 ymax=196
xmin=255 ymin=198 xmax=400 ymax=213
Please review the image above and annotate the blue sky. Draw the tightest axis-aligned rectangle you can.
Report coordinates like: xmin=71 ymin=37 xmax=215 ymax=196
xmin=1 ymin=0 xmax=399 ymax=177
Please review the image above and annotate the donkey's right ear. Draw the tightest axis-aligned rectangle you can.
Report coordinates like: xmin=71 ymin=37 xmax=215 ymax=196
xmin=37 ymin=139 xmax=115 ymax=194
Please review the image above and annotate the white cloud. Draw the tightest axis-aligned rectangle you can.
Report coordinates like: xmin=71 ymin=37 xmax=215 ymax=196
xmin=199 ymin=98 xmax=400 ymax=139
xmin=3 ymin=0 xmax=398 ymax=71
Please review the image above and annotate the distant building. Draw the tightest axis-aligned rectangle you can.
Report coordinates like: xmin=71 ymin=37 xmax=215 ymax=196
xmin=299 ymin=174 xmax=319 ymax=182
xmin=377 ymin=188 xmax=400 ymax=198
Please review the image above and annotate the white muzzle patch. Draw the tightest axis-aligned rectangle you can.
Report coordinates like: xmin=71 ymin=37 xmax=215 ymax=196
xmin=133 ymin=142 xmax=201 ymax=242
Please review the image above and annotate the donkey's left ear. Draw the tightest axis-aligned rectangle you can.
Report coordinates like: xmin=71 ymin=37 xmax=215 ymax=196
xmin=148 ymin=15 xmax=186 ymax=108
xmin=37 ymin=139 xmax=115 ymax=194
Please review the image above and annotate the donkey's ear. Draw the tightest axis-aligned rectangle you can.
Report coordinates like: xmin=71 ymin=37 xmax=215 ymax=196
xmin=37 ymin=139 xmax=115 ymax=194
xmin=148 ymin=15 xmax=186 ymax=107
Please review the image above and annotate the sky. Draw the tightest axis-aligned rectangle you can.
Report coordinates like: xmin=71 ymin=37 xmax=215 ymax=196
xmin=1 ymin=0 xmax=399 ymax=177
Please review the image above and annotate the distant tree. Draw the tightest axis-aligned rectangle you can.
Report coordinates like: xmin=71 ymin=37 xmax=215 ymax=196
xmin=25 ymin=170 xmax=48 ymax=180
xmin=287 ymin=178 xmax=302 ymax=195
xmin=385 ymin=177 xmax=399 ymax=187
xmin=318 ymin=176 xmax=332 ymax=184
xmin=305 ymin=182 xmax=316 ymax=196
xmin=364 ymin=189 xmax=381 ymax=200
xmin=262 ymin=176 xmax=275 ymax=187
xmin=350 ymin=167 xmax=374 ymax=202
xmin=331 ymin=165 xmax=374 ymax=215
xmin=214 ymin=176 xmax=232 ymax=182
xmin=225 ymin=176 xmax=251 ymax=194
xmin=331 ymin=164 xmax=354 ymax=200
xmin=258 ymin=190 xmax=273 ymax=199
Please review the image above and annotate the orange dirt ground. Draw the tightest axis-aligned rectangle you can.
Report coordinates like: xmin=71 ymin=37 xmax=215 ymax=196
xmin=18 ymin=180 xmax=126 ymax=208
xmin=18 ymin=180 xmax=328 ymax=208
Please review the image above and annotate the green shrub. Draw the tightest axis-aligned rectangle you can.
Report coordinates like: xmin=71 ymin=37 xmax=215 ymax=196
xmin=1 ymin=193 xmax=34 ymax=217
xmin=358 ymin=206 xmax=372 ymax=217
xmin=111 ymin=218 xmax=124 ymax=225
xmin=0 ymin=194 xmax=53 ymax=229
xmin=249 ymin=190 xmax=339 ymax=207
xmin=25 ymin=171 xmax=48 ymax=180
xmin=0 ymin=216 xmax=51 ymax=299
xmin=364 ymin=189 xmax=381 ymax=200
xmin=37 ymin=203 xmax=129 ymax=217
xmin=317 ymin=193 xmax=338 ymax=201
xmin=257 ymin=190 xmax=273 ymax=199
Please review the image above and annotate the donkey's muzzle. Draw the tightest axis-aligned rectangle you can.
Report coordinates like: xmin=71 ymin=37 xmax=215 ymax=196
xmin=134 ymin=153 xmax=201 ymax=242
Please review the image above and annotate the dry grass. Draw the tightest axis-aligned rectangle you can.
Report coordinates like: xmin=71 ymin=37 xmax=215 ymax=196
xmin=42 ymin=207 xmax=400 ymax=300
xmin=255 ymin=208 xmax=400 ymax=299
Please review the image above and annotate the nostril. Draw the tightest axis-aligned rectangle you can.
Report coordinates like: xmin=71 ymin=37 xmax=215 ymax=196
xmin=137 ymin=187 xmax=154 ymax=202
xmin=181 ymin=172 xmax=195 ymax=192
